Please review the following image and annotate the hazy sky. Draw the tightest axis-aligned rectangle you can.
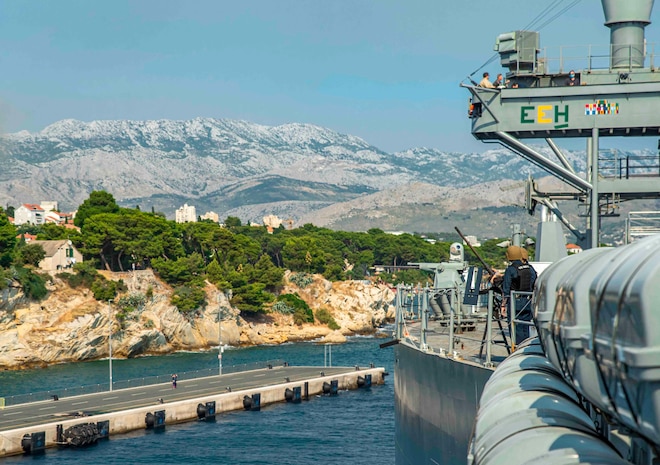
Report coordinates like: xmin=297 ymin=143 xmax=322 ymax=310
xmin=1 ymin=0 xmax=659 ymax=153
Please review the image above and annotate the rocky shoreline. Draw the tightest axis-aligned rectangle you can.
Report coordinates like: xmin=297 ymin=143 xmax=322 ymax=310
xmin=0 ymin=270 xmax=395 ymax=370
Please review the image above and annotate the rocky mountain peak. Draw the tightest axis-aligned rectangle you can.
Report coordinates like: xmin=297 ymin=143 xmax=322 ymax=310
xmin=1 ymin=117 xmax=655 ymax=238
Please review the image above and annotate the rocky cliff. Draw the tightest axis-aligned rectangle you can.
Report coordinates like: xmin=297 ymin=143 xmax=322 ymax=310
xmin=0 ymin=270 xmax=394 ymax=370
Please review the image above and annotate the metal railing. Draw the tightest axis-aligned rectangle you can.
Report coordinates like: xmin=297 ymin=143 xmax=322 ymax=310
xmin=511 ymin=42 xmax=658 ymax=75
xmin=626 ymin=211 xmax=660 ymax=244
xmin=0 ymin=359 xmax=285 ymax=407
xmin=394 ymin=283 xmax=505 ymax=366
xmin=599 ymin=153 xmax=660 ymax=179
xmin=510 ymin=290 xmax=535 ymax=351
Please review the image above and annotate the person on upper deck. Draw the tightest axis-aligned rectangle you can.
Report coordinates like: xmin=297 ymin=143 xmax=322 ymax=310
xmin=479 ymin=72 xmax=496 ymax=89
xmin=501 ymin=245 xmax=537 ymax=346
xmin=565 ymin=70 xmax=579 ymax=86
xmin=493 ymin=73 xmax=509 ymax=88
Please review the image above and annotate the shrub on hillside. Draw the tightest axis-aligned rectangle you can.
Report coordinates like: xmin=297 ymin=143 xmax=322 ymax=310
xmin=56 ymin=271 xmax=84 ymax=288
xmin=0 ymin=268 xmax=11 ymax=290
xmin=16 ymin=243 xmax=46 ymax=267
xmin=90 ymin=278 xmax=118 ymax=301
xmin=116 ymin=293 xmax=146 ymax=324
xmin=289 ymin=272 xmax=313 ymax=288
xmin=276 ymin=293 xmax=313 ymax=324
xmin=117 ymin=293 xmax=146 ymax=313
xmin=272 ymin=300 xmax=294 ymax=314
xmin=315 ymin=308 xmax=340 ymax=330
xmin=171 ymin=285 xmax=206 ymax=315
xmin=13 ymin=266 xmax=48 ymax=300
xmin=293 ymin=308 xmax=310 ymax=326
xmin=73 ymin=262 xmax=101 ymax=286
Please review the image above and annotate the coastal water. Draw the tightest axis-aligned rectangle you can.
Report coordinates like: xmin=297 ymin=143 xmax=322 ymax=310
xmin=0 ymin=336 xmax=395 ymax=464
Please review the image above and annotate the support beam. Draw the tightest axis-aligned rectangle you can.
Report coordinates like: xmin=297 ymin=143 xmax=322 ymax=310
xmin=591 ymin=128 xmax=600 ymax=247
xmin=545 ymin=138 xmax=576 ymax=174
xmin=495 ymin=131 xmax=592 ymax=192
xmin=539 ymin=199 xmax=587 ymax=244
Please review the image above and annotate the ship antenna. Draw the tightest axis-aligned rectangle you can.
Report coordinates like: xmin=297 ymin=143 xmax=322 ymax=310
xmin=535 ymin=0 xmax=583 ymax=31
xmin=465 ymin=0 xmax=582 ymax=80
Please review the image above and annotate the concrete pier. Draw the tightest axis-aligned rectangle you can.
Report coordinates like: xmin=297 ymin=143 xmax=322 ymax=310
xmin=0 ymin=365 xmax=385 ymax=457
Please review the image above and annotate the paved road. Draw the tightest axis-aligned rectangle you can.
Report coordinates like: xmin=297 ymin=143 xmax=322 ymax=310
xmin=0 ymin=366 xmax=355 ymax=431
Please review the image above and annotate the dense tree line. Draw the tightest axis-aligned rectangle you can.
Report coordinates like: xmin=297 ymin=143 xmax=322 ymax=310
xmin=1 ymin=191 xmax=520 ymax=316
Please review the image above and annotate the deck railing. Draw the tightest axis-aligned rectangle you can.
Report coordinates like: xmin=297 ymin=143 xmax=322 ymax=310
xmin=599 ymin=153 xmax=660 ymax=179
xmin=509 ymin=42 xmax=657 ymax=75
xmin=394 ymin=283 xmax=510 ymax=367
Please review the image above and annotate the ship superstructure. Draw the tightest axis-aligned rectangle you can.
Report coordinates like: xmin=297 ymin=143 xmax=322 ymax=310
xmin=394 ymin=2 xmax=660 ymax=464
xmin=464 ymin=0 xmax=660 ymax=251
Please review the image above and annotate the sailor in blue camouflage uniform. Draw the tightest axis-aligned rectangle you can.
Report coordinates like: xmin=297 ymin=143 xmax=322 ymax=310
xmin=500 ymin=245 xmax=537 ymax=346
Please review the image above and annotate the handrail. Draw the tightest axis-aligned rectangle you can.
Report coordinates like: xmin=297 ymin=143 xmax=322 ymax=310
xmin=394 ymin=281 xmax=506 ymax=366
xmin=510 ymin=290 xmax=534 ymax=351
xmin=507 ymin=42 xmax=658 ymax=75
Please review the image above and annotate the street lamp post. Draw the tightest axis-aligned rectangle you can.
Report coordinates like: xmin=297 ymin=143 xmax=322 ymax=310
xmin=218 ymin=290 xmax=232 ymax=376
xmin=218 ymin=305 xmax=223 ymax=376
xmin=108 ymin=299 xmax=114 ymax=391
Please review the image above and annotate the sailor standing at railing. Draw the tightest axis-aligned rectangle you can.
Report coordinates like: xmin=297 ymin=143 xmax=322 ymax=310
xmin=478 ymin=72 xmax=496 ymax=89
xmin=500 ymin=246 xmax=537 ymax=346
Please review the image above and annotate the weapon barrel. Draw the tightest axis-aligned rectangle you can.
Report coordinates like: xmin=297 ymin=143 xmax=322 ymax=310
xmin=454 ymin=226 xmax=495 ymax=275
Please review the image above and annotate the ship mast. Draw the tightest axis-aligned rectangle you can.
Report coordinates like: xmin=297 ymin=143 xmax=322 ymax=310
xmin=463 ymin=0 xmax=660 ymax=253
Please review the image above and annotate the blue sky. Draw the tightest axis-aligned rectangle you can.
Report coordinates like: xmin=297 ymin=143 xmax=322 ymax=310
xmin=1 ymin=0 xmax=658 ymax=153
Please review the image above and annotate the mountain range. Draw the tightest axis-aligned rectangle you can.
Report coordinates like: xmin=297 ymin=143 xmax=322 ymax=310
xmin=1 ymin=117 xmax=656 ymax=241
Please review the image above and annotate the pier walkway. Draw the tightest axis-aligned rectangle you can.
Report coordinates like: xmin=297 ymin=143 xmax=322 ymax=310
xmin=0 ymin=364 xmax=385 ymax=457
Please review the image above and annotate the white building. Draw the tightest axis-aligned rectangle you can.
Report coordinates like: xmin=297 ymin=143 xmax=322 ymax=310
xmin=14 ymin=204 xmax=45 ymax=225
xmin=464 ymin=235 xmax=481 ymax=247
xmin=30 ymin=240 xmax=83 ymax=272
xmin=175 ymin=204 xmax=197 ymax=223
xmin=201 ymin=211 xmax=219 ymax=222
xmin=262 ymin=214 xmax=283 ymax=229
xmin=40 ymin=201 xmax=59 ymax=212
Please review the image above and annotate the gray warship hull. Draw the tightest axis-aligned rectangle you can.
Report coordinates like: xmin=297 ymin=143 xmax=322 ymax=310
xmin=394 ymin=342 xmax=493 ymax=465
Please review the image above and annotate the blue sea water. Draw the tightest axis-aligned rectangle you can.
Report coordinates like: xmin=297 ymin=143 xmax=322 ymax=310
xmin=0 ymin=337 xmax=395 ymax=464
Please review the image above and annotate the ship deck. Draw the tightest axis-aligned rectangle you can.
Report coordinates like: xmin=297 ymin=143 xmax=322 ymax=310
xmin=399 ymin=309 xmax=512 ymax=367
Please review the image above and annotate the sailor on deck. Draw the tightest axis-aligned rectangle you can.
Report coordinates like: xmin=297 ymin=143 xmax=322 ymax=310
xmin=501 ymin=246 xmax=537 ymax=346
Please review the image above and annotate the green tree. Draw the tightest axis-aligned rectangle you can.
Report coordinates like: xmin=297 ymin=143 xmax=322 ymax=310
xmin=206 ymin=259 xmax=224 ymax=285
xmin=16 ymin=224 xmax=42 ymax=236
xmin=80 ymin=210 xmax=183 ymax=271
xmin=282 ymin=236 xmax=325 ymax=273
xmin=152 ymin=253 xmax=205 ymax=286
xmin=171 ymin=286 xmax=206 ymax=314
xmin=0 ymin=208 xmax=17 ymax=267
xmin=112 ymin=210 xmax=183 ymax=270
xmin=38 ymin=223 xmax=82 ymax=241
xmin=74 ymin=190 xmax=120 ymax=227
xmin=17 ymin=243 xmax=46 ymax=267
xmin=224 ymin=216 xmax=242 ymax=228
xmin=231 ymin=282 xmax=273 ymax=313
xmin=249 ymin=254 xmax=284 ymax=291
xmin=78 ymin=213 xmax=120 ymax=270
